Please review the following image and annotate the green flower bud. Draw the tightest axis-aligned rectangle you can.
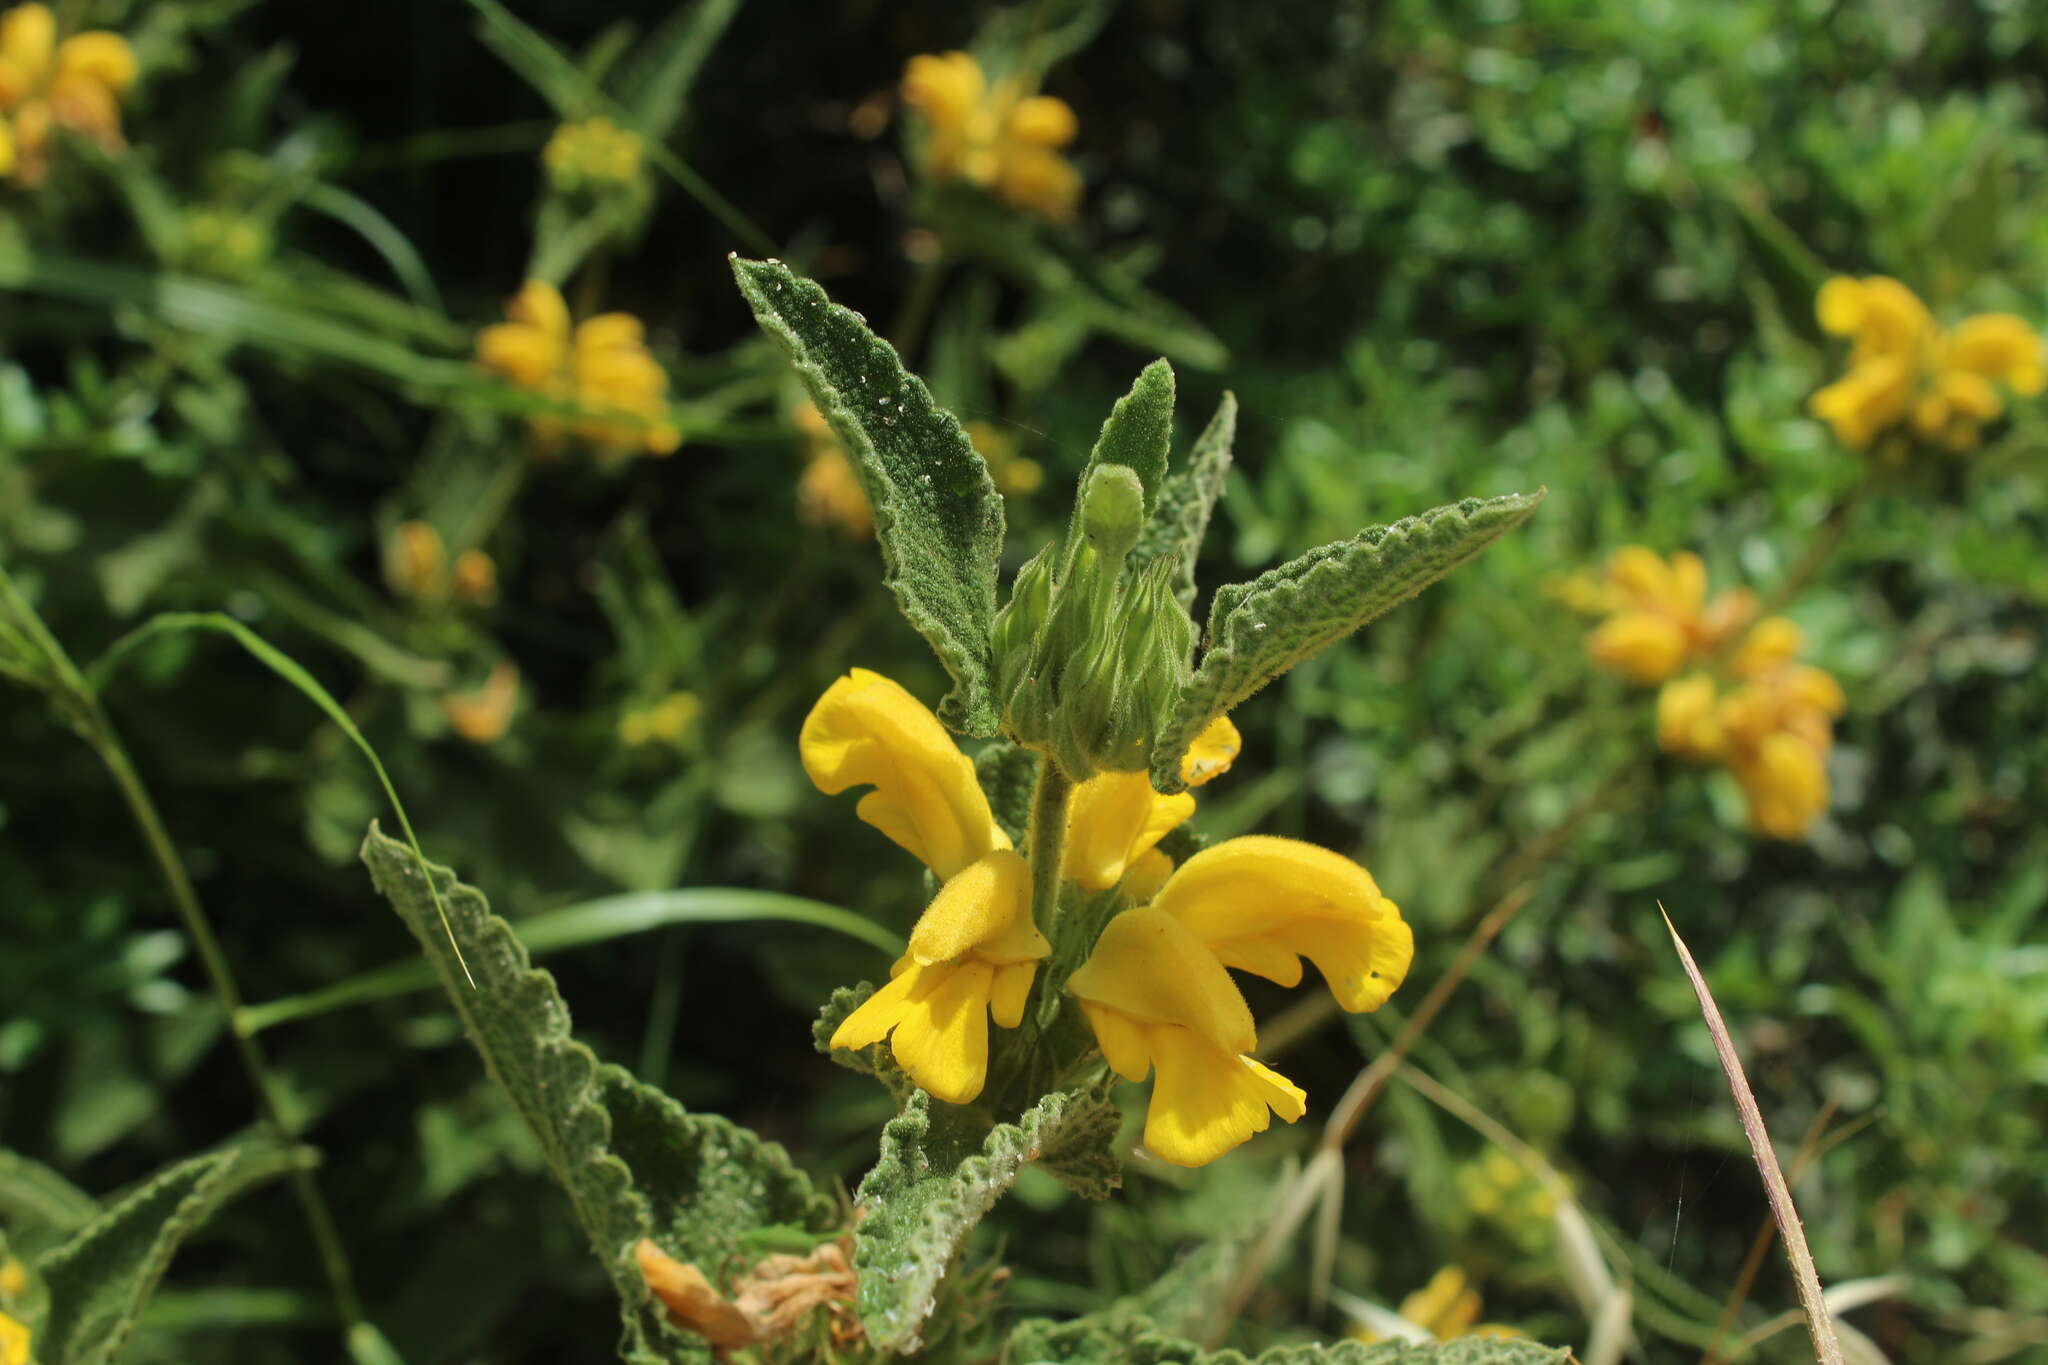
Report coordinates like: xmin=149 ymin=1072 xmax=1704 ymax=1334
xmin=992 ymin=545 xmax=1055 ymax=736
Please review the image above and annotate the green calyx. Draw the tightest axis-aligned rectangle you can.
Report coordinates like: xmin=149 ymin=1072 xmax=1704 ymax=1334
xmin=994 ymin=464 xmax=1195 ymax=780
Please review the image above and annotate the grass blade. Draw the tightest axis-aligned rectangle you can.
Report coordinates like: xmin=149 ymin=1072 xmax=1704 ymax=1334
xmin=237 ymin=887 xmax=903 ymax=1034
xmin=1661 ymin=906 xmax=1845 ymax=1365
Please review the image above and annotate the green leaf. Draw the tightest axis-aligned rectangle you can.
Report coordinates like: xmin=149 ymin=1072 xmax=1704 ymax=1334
xmin=1150 ymin=492 xmax=1545 ymax=792
xmin=1081 ymin=360 xmax=1176 ymax=515
xmin=733 ymin=257 xmax=1008 ymax=735
xmin=358 ymin=825 xmax=835 ymax=1364
xmin=854 ymin=1087 xmax=1122 ymax=1353
xmin=1008 ymin=1314 xmax=1570 ymax=1365
xmin=0 ymin=1151 xmax=99 ymax=1244
xmin=614 ymin=0 xmax=742 ymax=136
xmin=1932 ymin=144 xmax=2007 ymax=294
xmin=37 ymin=1139 xmax=303 ymax=1365
xmin=1724 ymin=190 xmax=1829 ymax=346
xmin=1133 ymin=392 xmax=1237 ymax=611
xmin=973 ymin=739 xmax=1042 ymax=846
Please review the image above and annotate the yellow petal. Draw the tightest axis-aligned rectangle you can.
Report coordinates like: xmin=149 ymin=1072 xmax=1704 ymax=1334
xmin=829 ymin=961 xmax=921 ymax=1051
xmin=506 ymin=279 xmax=570 ymax=340
xmin=1786 ymin=664 xmax=1844 ymax=717
xmin=1140 ymin=1024 xmax=1305 ymax=1167
xmin=476 ymin=321 xmax=564 ymax=389
xmin=989 ymin=959 xmax=1037 ymax=1029
xmin=1656 ymin=673 xmax=1722 ymax=759
xmin=901 ymin=51 xmax=982 ymax=130
xmin=1733 ymin=615 xmax=1803 ymax=677
xmin=0 ymin=5 xmax=53 ymax=88
xmin=1180 ymin=714 xmax=1242 ymax=787
xmin=1064 ymin=770 xmax=1194 ymax=892
xmin=1815 ymin=276 xmax=1865 ymax=336
xmin=1946 ymin=313 xmax=2044 ymax=394
xmin=1067 ymin=905 xmax=1256 ymax=1053
xmin=576 ymin=311 xmax=646 ymax=353
xmin=1935 ymin=368 xmax=2002 ymax=422
xmin=0 ymin=55 xmax=27 ymax=111
xmin=1604 ymin=545 xmax=1673 ymax=605
xmin=1735 ymin=732 xmax=1828 ymax=839
xmin=889 ymin=959 xmax=995 ymax=1103
xmin=0 ymin=1311 xmax=27 ymax=1365
xmin=1586 ymin=610 xmax=1688 ymax=684
xmin=1120 ymin=847 xmax=1173 ymax=905
xmin=800 ymin=669 xmax=1004 ymax=878
xmin=907 ymin=849 xmax=1046 ymax=966
xmin=995 ymin=143 xmax=1080 ymax=222
xmin=1007 ymin=94 xmax=1077 ymax=147
xmin=1077 ymin=1000 xmax=1153 ymax=1082
xmin=1667 ymin=551 xmax=1707 ymax=615
xmin=47 ymin=67 xmax=119 ymax=146
xmin=1150 ymin=835 xmax=1413 ymax=1012
xmin=56 ymin=30 xmax=135 ymax=92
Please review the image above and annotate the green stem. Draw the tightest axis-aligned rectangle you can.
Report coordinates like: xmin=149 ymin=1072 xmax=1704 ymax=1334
xmin=0 ymin=567 xmax=368 ymax=1332
xmin=1025 ymin=756 xmax=1072 ymax=938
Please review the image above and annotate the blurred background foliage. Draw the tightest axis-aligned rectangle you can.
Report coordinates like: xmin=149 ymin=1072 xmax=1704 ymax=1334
xmin=2 ymin=0 xmax=2045 ymax=1361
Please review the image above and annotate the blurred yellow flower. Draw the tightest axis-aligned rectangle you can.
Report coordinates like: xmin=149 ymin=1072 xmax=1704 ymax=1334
xmin=1071 ymin=836 xmax=1411 ymax=1166
xmin=1350 ymin=1266 xmax=1523 ymax=1344
xmin=793 ymin=401 xmax=873 ymax=539
xmin=901 ymin=51 xmax=1081 ymax=223
xmin=806 ymin=669 xmax=1046 ymax=1102
xmin=965 ymin=419 xmax=1045 ymax=496
xmin=1584 ymin=546 xmax=1754 ymax=684
xmin=1812 ymin=275 xmax=2044 ymax=454
xmin=0 ymin=3 xmax=137 ymax=186
xmin=0 ymin=1256 xmax=22 ymax=1302
xmin=1653 ymin=615 xmax=1844 ymax=839
xmin=450 ymin=548 xmax=498 ymax=606
xmin=0 ymin=1309 xmax=29 ymax=1365
xmin=475 ymin=280 xmax=679 ymax=460
xmin=620 ymin=690 xmax=701 ymax=748
xmin=386 ymin=519 xmax=447 ymax=602
xmin=443 ymin=662 xmax=520 ymax=744
xmin=542 ymin=115 xmax=643 ymax=191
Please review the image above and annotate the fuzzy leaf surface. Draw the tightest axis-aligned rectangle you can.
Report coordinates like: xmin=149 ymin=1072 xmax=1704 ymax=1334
xmin=0 ymin=1150 xmax=99 ymax=1245
xmin=855 ymin=1087 xmax=1122 ymax=1354
xmin=1132 ymin=392 xmax=1237 ymax=611
xmin=1008 ymin=1314 xmax=1570 ymax=1365
xmin=36 ymin=1139 xmax=299 ymax=1365
xmin=733 ymin=256 xmax=1006 ymax=734
xmin=1150 ymin=492 xmax=1544 ymax=791
xmin=360 ymin=824 xmax=833 ymax=1364
xmin=1080 ymin=360 xmax=1176 ymax=515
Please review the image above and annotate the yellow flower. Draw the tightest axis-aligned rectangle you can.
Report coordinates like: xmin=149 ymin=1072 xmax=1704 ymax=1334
xmin=1812 ymin=275 xmax=2045 ymax=453
xmin=475 ymin=280 xmax=678 ymax=459
xmin=0 ymin=1310 xmax=29 ymax=1365
xmin=792 ymin=402 xmax=873 ymax=539
xmin=829 ymin=849 xmax=1049 ymax=1103
xmin=900 ymin=51 xmax=1081 ymax=223
xmin=385 ymin=519 xmax=446 ymax=602
xmin=443 ymin=662 xmax=519 ymax=744
xmin=1658 ymin=614 xmax=1844 ymax=839
xmin=1584 ymin=547 xmax=1754 ymax=685
xmin=1068 ymin=905 xmax=1305 ymax=1167
xmin=0 ymin=3 xmax=136 ymax=186
xmin=0 ymin=1256 xmax=22 ymax=1303
xmin=620 ymin=690 xmax=702 ymax=748
xmin=1070 ymin=836 xmax=1411 ymax=1165
xmin=451 ymin=548 xmax=498 ymax=606
xmin=542 ymin=115 xmax=643 ymax=191
xmin=806 ymin=670 xmax=1048 ymax=1102
xmin=1350 ymin=1266 xmax=1524 ymax=1344
xmin=1061 ymin=716 xmax=1240 ymax=892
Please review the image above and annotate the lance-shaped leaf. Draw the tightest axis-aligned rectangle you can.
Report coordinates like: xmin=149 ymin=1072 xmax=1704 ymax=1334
xmin=36 ymin=1138 xmax=302 ymax=1365
xmin=1151 ymin=492 xmax=1545 ymax=791
xmin=0 ymin=1151 xmax=98 ymax=1247
xmin=360 ymin=825 xmax=834 ymax=1364
xmin=854 ymin=1087 xmax=1121 ymax=1354
xmin=1132 ymin=392 xmax=1236 ymax=611
xmin=1077 ymin=360 xmax=1175 ymax=520
xmin=733 ymin=256 xmax=1007 ymax=735
xmin=1009 ymin=1313 xmax=1570 ymax=1365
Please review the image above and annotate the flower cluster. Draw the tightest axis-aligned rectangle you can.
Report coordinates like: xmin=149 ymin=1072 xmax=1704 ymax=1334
xmin=475 ymin=279 xmax=679 ymax=460
xmin=1349 ymin=1265 xmax=1520 ymax=1345
xmin=900 ymin=50 xmax=1080 ymax=223
xmin=1584 ymin=547 xmax=1844 ymax=839
xmin=0 ymin=2 xmax=136 ymax=186
xmin=384 ymin=519 xmax=497 ymax=607
xmin=806 ymin=668 xmax=1413 ymax=1167
xmin=1657 ymin=616 xmax=1844 ymax=839
xmin=1810 ymin=275 xmax=2044 ymax=455
xmin=1583 ymin=546 xmax=1755 ymax=685
xmin=542 ymin=115 xmax=644 ymax=194
xmin=619 ymin=690 xmax=702 ymax=748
